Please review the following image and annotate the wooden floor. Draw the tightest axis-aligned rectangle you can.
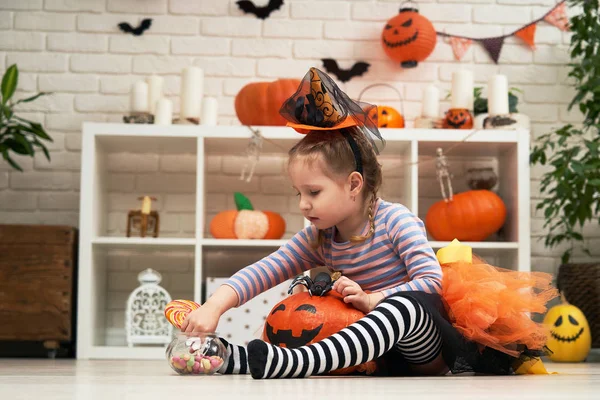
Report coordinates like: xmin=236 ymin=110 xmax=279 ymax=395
xmin=0 ymin=359 xmax=598 ymax=399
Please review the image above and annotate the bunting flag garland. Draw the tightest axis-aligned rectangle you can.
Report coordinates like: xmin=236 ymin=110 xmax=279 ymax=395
xmin=438 ymin=0 xmax=568 ymax=63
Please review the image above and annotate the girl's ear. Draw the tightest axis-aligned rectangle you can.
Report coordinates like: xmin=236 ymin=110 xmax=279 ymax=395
xmin=348 ymin=171 xmax=364 ymax=196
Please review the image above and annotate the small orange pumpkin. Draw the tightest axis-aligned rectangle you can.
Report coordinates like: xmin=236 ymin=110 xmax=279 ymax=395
xmin=381 ymin=7 xmax=437 ymax=68
xmin=369 ymin=106 xmax=405 ymax=128
xmin=235 ymin=79 xmax=301 ymax=126
xmin=443 ymin=108 xmax=474 ymax=129
xmin=263 ymin=289 xmax=377 ymax=375
xmin=425 ymin=190 xmax=506 ymax=241
xmin=210 ymin=192 xmax=286 ymax=239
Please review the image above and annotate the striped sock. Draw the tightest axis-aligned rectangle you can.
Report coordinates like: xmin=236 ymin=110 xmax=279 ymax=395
xmin=217 ymin=338 xmax=249 ymax=374
xmin=247 ymin=294 xmax=443 ymax=379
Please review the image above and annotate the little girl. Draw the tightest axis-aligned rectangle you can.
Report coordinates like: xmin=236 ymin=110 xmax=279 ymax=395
xmin=182 ymin=68 xmax=556 ymax=378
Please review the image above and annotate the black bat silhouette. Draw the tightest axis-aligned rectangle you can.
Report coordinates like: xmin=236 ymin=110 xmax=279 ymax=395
xmin=321 ymin=59 xmax=370 ymax=83
xmin=118 ymin=18 xmax=152 ymax=36
xmin=236 ymin=0 xmax=284 ymax=20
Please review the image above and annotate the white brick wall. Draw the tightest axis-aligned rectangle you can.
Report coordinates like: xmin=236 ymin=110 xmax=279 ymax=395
xmin=0 ymin=0 xmax=595 ymax=331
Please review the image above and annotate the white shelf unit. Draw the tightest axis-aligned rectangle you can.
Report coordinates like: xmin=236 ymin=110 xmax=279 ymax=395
xmin=77 ymin=123 xmax=530 ymax=360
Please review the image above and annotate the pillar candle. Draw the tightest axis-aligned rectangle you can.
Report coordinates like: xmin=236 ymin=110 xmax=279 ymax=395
xmin=130 ymin=81 xmax=149 ymax=113
xmin=180 ymin=67 xmax=204 ymax=119
xmin=488 ymin=74 xmax=509 ymax=116
xmin=154 ymin=98 xmax=173 ymax=125
xmin=450 ymin=70 xmax=473 ymax=110
xmin=422 ymin=84 xmax=440 ymax=118
xmin=201 ymin=97 xmax=218 ymax=126
xmin=146 ymin=75 xmax=164 ymax=115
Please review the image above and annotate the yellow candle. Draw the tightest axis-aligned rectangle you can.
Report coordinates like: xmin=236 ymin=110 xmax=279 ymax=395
xmin=436 ymin=239 xmax=472 ymax=264
xmin=141 ymin=196 xmax=151 ymax=215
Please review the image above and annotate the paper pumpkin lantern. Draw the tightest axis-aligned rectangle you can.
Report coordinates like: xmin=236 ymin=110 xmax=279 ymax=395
xmin=209 ymin=192 xmax=286 ymax=239
xmin=381 ymin=7 xmax=437 ymax=68
xmin=369 ymin=106 xmax=405 ymax=128
xmin=543 ymin=302 xmax=591 ymax=362
xmin=425 ymin=190 xmax=506 ymax=241
xmin=263 ymin=290 xmax=377 ymax=375
xmin=235 ymin=79 xmax=301 ymax=126
xmin=443 ymin=108 xmax=474 ymax=129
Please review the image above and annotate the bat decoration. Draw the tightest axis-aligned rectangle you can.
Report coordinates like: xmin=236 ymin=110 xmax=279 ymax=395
xmin=321 ymin=59 xmax=370 ymax=83
xmin=118 ymin=18 xmax=152 ymax=36
xmin=236 ymin=0 xmax=284 ymax=20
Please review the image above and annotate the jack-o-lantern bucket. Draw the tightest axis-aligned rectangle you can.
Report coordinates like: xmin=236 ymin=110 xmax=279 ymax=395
xmin=381 ymin=5 xmax=437 ymax=68
xmin=359 ymin=83 xmax=405 ymax=129
xmin=262 ymin=290 xmax=377 ymax=375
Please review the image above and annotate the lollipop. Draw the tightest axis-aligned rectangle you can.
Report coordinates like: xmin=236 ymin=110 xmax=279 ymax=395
xmin=164 ymin=299 xmax=201 ymax=329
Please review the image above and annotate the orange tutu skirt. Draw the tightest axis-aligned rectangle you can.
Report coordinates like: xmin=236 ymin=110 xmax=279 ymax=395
xmin=440 ymin=256 xmax=558 ymax=358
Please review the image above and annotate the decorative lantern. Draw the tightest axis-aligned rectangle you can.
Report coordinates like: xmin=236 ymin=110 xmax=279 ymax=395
xmin=381 ymin=4 xmax=437 ymax=68
xmin=358 ymin=84 xmax=405 ymax=129
xmin=126 ymin=268 xmax=173 ymax=347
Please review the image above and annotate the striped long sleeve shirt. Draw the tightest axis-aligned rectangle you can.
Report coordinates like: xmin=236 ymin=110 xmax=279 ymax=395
xmin=223 ymin=198 xmax=443 ymax=306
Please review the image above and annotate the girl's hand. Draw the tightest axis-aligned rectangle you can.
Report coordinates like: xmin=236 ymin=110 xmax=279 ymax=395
xmin=181 ymin=303 xmax=220 ymax=334
xmin=333 ymin=276 xmax=371 ymax=313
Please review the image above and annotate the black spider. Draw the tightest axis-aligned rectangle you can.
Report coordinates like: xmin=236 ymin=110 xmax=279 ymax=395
xmin=288 ymin=272 xmax=335 ymax=297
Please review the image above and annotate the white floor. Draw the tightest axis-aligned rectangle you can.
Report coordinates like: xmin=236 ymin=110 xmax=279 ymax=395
xmin=0 ymin=359 xmax=598 ymax=400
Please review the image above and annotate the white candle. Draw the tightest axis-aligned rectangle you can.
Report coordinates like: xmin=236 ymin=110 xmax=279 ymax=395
xmin=488 ymin=74 xmax=509 ymax=116
xmin=146 ymin=75 xmax=164 ymax=115
xmin=180 ymin=67 xmax=204 ymax=119
xmin=451 ymin=70 xmax=473 ymax=110
xmin=421 ymin=85 xmax=439 ymax=118
xmin=201 ymin=97 xmax=219 ymax=126
xmin=154 ymin=97 xmax=173 ymax=125
xmin=130 ymin=81 xmax=148 ymax=113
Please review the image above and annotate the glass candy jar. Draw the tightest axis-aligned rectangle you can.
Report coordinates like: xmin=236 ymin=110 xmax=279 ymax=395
xmin=166 ymin=332 xmax=226 ymax=375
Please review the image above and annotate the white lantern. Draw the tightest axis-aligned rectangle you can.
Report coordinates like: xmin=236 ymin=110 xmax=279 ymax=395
xmin=126 ymin=268 xmax=173 ymax=347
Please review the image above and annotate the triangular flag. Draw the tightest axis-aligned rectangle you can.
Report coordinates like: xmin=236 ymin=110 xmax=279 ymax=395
xmin=515 ymin=24 xmax=537 ymax=49
xmin=449 ymin=37 xmax=472 ymax=61
xmin=544 ymin=2 xmax=569 ymax=31
xmin=480 ymin=37 xmax=505 ymax=64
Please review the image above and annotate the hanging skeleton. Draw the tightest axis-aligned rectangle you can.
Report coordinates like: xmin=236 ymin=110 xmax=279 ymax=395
xmin=435 ymin=147 xmax=453 ymax=202
xmin=240 ymin=128 xmax=263 ymax=183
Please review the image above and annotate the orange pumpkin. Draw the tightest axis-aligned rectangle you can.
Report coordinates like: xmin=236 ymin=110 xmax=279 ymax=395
xmin=443 ymin=108 xmax=474 ymax=129
xmin=210 ymin=192 xmax=286 ymax=239
xmin=381 ymin=7 xmax=437 ymax=68
xmin=425 ymin=190 xmax=506 ymax=241
xmin=235 ymin=79 xmax=301 ymax=126
xmin=263 ymin=290 xmax=377 ymax=375
xmin=369 ymin=106 xmax=405 ymax=128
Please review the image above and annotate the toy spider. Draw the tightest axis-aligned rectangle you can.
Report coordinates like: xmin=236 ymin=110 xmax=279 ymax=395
xmin=288 ymin=272 xmax=336 ymax=297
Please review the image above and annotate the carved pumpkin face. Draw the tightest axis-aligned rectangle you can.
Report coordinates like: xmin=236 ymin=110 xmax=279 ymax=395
xmin=443 ymin=108 xmax=473 ymax=129
xmin=263 ymin=291 xmax=378 ymax=375
xmin=263 ymin=291 xmax=364 ymax=348
xmin=369 ymin=106 xmax=405 ymax=128
xmin=381 ymin=8 xmax=437 ymax=68
xmin=543 ymin=303 xmax=591 ymax=362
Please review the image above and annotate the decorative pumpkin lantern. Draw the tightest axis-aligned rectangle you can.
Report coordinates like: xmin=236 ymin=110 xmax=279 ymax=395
xmin=442 ymin=108 xmax=473 ymax=129
xmin=210 ymin=192 xmax=286 ymax=239
xmin=235 ymin=79 xmax=301 ymax=126
xmin=381 ymin=6 xmax=437 ymax=68
xmin=543 ymin=301 xmax=591 ymax=362
xmin=425 ymin=190 xmax=506 ymax=241
xmin=262 ymin=289 xmax=376 ymax=375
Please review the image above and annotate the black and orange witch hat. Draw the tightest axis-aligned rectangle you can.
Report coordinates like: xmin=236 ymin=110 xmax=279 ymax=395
xmin=279 ymin=67 xmax=386 ymax=158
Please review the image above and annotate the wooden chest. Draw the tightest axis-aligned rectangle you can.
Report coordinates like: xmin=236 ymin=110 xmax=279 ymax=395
xmin=0 ymin=225 xmax=77 ymax=345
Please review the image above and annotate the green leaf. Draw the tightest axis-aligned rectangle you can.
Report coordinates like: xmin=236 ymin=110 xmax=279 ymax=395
xmin=12 ymin=92 xmax=49 ymax=106
xmin=1 ymin=148 xmax=22 ymax=172
xmin=1 ymin=64 xmax=18 ymax=104
xmin=234 ymin=192 xmax=254 ymax=211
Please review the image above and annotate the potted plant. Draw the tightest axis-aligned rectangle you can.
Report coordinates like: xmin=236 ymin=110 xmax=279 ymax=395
xmin=0 ymin=64 xmax=53 ymax=171
xmin=529 ymin=0 xmax=600 ymax=348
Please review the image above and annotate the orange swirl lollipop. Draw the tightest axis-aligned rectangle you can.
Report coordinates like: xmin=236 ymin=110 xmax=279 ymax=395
xmin=164 ymin=299 xmax=201 ymax=329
